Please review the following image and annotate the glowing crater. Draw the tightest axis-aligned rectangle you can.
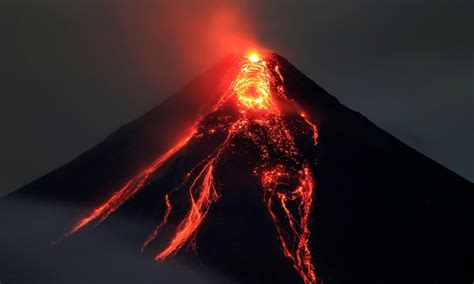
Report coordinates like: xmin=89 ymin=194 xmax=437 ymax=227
xmin=233 ymin=52 xmax=274 ymax=111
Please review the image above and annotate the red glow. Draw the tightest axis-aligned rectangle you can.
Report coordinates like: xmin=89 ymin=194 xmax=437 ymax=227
xmin=262 ymin=166 xmax=316 ymax=284
xmin=62 ymin=53 xmax=320 ymax=284
xmin=64 ymin=133 xmax=194 ymax=238
xmin=234 ymin=52 xmax=275 ymax=111
xmin=155 ymin=162 xmax=218 ymax=261
xmin=301 ymin=112 xmax=319 ymax=145
xmin=118 ymin=1 xmax=261 ymax=93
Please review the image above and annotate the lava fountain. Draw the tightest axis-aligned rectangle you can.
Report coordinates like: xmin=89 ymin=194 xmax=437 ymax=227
xmin=61 ymin=52 xmax=320 ymax=284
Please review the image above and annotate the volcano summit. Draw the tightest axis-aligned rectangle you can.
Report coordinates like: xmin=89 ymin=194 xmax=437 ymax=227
xmin=1 ymin=53 xmax=472 ymax=284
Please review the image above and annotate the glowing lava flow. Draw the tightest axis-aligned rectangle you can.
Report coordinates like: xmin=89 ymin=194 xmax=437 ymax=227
xmin=62 ymin=52 xmax=320 ymax=284
xmin=262 ymin=166 xmax=316 ymax=284
xmin=233 ymin=52 xmax=275 ymax=111
xmin=64 ymin=133 xmax=194 ymax=238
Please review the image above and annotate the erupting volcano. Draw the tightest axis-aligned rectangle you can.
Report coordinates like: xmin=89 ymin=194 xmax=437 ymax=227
xmin=61 ymin=52 xmax=320 ymax=284
xmin=3 ymin=51 xmax=472 ymax=284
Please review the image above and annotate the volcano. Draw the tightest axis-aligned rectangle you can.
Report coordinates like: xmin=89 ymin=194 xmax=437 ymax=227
xmin=1 ymin=53 xmax=472 ymax=284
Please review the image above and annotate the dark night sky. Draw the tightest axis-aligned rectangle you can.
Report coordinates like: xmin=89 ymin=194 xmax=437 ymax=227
xmin=0 ymin=0 xmax=472 ymax=197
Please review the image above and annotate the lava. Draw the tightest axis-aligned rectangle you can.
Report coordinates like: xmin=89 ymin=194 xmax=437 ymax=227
xmin=248 ymin=52 xmax=260 ymax=63
xmin=233 ymin=52 xmax=274 ymax=111
xmin=63 ymin=133 xmax=194 ymax=238
xmin=262 ymin=166 xmax=316 ymax=284
xmin=61 ymin=52 xmax=320 ymax=284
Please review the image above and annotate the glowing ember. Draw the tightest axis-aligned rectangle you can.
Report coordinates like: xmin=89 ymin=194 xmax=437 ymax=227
xmin=60 ymin=52 xmax=320 ymax=284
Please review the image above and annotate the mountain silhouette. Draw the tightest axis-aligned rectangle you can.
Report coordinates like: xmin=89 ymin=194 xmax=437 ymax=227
xmin=1 ymin=53 xmax=472 ymax=284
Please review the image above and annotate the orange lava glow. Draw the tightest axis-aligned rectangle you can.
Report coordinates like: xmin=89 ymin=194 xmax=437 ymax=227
xmin=248 ymin=52 xmax=260 ymax=63
xmin=155 ymin=162 xmax=218 ymax=261
xmin=63 ymin=132 xmax=194 ymax=239
xmin=62 ymin=53 xmax=320 ymax=284
xmin=262 ymin=166 xmax=316 ymax=284
xmin=233 ymin=52 xmax=275 ymax=111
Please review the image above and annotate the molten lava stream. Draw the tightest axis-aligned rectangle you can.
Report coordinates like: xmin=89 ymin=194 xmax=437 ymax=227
xmin=62 ymin=132 xmax=194 ymax=239
xmin=62 ymin=51 xmax=320 ymax=284
xmin=262 ymin=166 xmax=316 ymax=284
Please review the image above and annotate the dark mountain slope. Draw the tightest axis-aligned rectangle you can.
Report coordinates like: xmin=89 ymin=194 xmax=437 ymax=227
xmin=1 ymin=54 xmax=472 ymax=284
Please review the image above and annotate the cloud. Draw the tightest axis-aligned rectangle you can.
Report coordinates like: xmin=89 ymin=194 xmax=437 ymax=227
xmin=0 ymin=198 xmax=235 ymax=284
